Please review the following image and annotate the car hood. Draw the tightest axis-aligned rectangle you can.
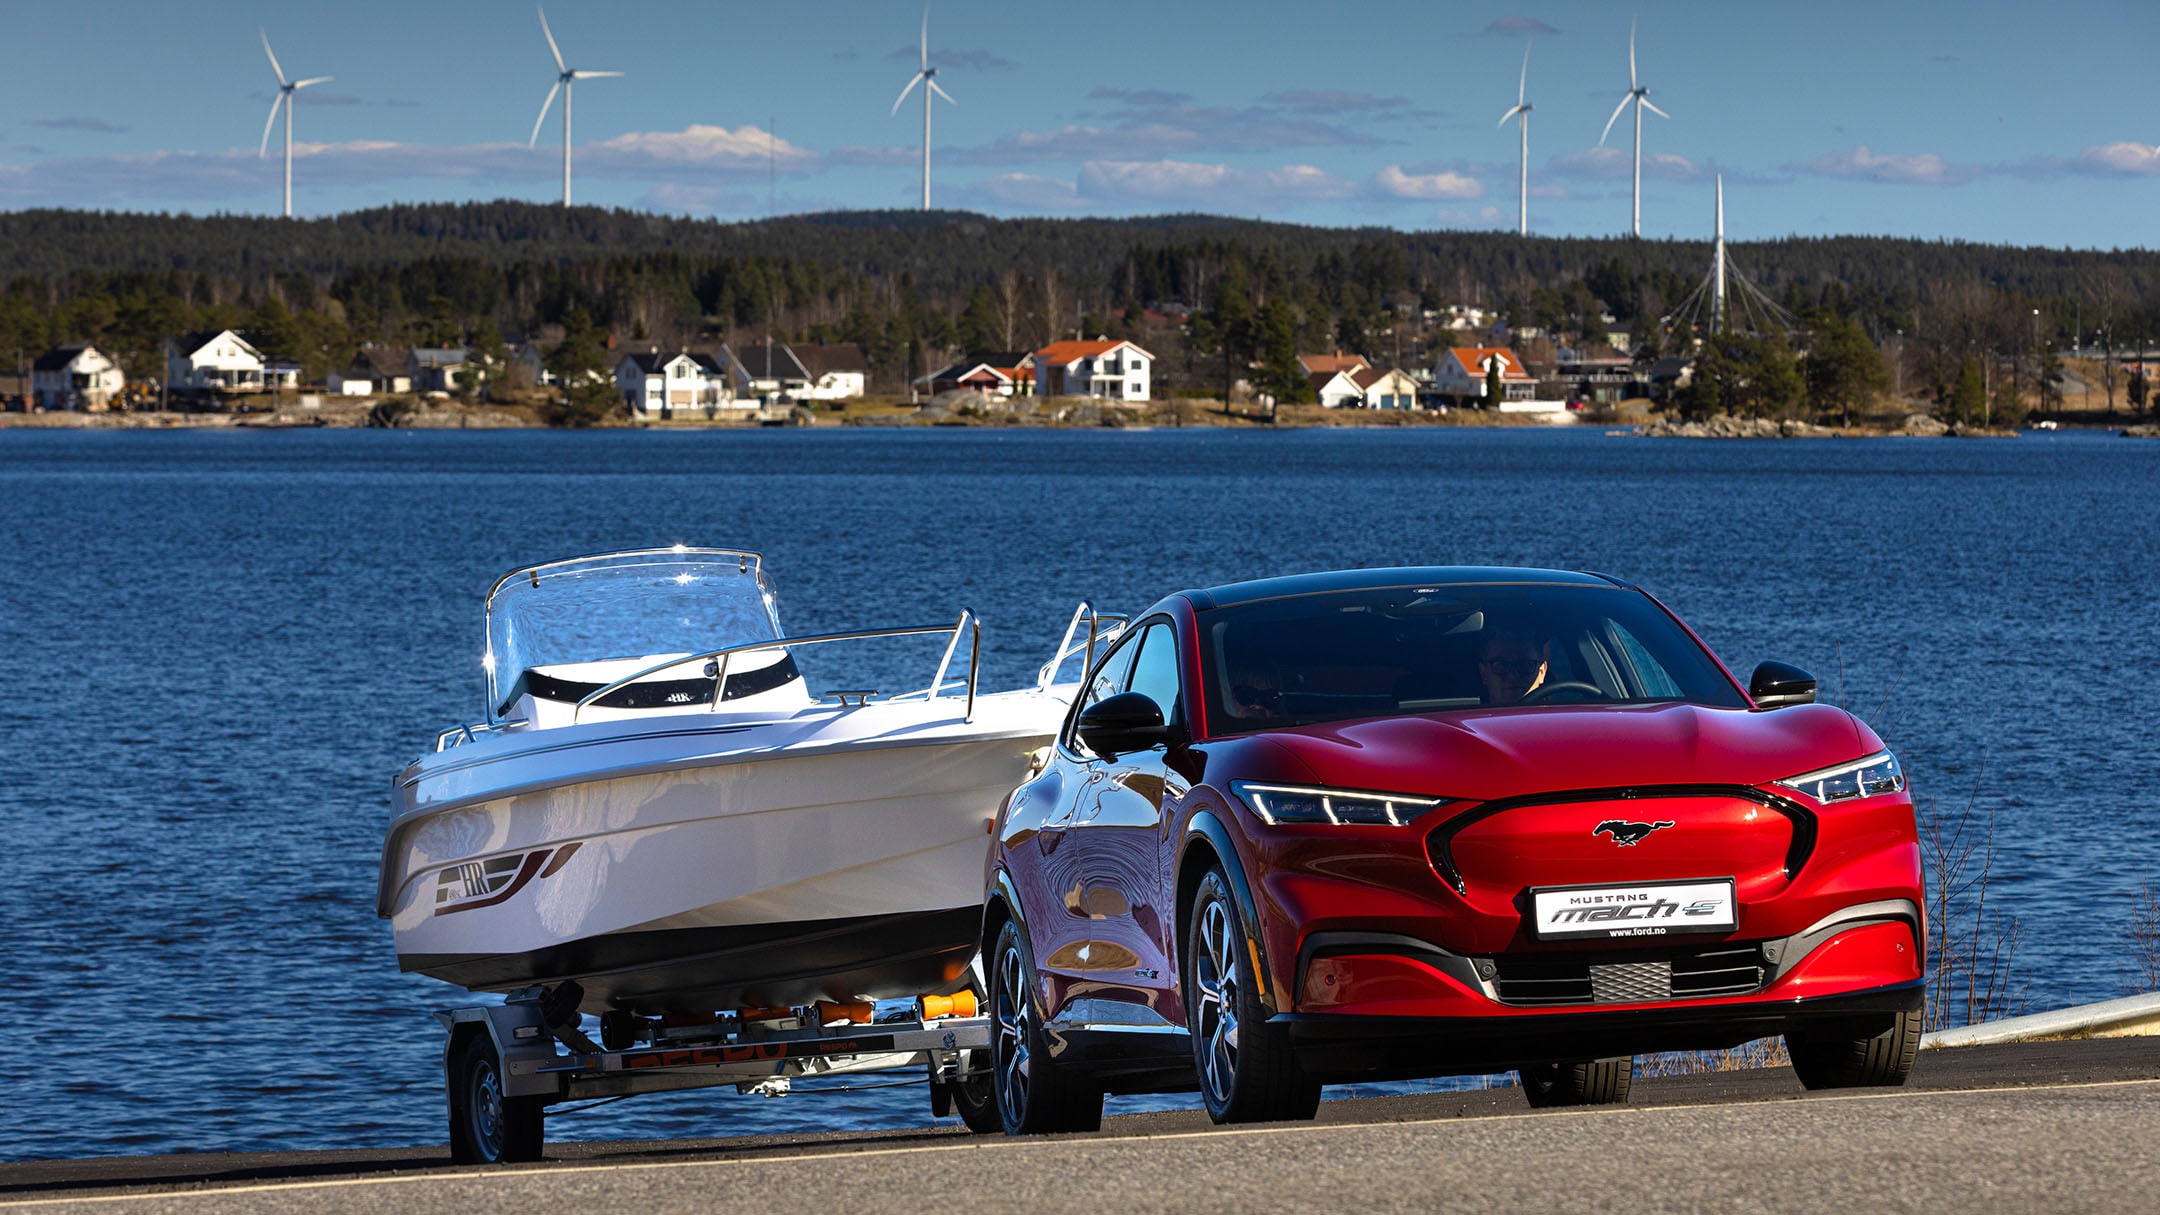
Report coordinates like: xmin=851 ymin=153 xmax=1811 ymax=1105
xmin=1236 ymin=702 xmax=1870 ymax=801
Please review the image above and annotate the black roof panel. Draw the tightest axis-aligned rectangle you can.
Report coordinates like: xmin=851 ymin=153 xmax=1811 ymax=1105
xmin=1185 ymin=566 xmax=1619 ymax=611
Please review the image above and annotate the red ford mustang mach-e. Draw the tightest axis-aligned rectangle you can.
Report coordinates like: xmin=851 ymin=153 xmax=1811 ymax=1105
xmin=981 ymin=568 xmax=1923 ymax=1132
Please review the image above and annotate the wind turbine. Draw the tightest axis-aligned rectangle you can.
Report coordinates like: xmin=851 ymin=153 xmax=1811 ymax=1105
xmin=890 ymin=6 xmax=956 ymax=212
xmin=528 ymin=6 xmax=622 ymax=208
xmin=1598 ymin=17 xmax=1669 ymax=238
xmin=1497 ymin=43 xmax=1533 ymax=237
xmin=257 ymin=30 xmax=332 ymax=219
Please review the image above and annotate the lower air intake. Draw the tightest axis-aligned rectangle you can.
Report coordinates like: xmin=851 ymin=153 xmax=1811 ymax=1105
xmin=1491 ymin=943 xmax=1766 ymax=1007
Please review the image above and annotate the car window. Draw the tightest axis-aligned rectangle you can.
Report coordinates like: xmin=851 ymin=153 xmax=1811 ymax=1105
xmin=1077 ymin=631 xmax=1140 ymax=719
xmin=1124 ymin=622 xmax=1180 ymax=725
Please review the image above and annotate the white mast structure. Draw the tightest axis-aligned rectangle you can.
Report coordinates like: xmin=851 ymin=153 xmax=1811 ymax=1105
xmin=257 ymin=30 xmax=332 ymax=219
xmin=528 ymin=6 xmax=622 ymax=208
xmin=1598 ymin=18 xmax=1669 ymax=238
xmin=890 ymin=6 xmax=957 ymax=211
xmin=1669 ymin=176 xmax=1789 ymax=337
xmin=1711 ymin=175 xmax=1727 ymax=333
xmin=1497 ymin=44 xmax=1533 ymax=236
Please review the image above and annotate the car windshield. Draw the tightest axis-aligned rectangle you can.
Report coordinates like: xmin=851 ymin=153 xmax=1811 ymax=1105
xmin=1200 ymin=583 xmax=1745 ymax=735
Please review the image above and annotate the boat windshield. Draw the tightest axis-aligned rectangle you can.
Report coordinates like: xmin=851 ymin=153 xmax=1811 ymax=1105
xmin=485 ymin=549 xmax=783 ymax=718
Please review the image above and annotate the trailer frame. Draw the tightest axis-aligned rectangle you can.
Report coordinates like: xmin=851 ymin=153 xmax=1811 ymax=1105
xmin=438 ymin=987 xmax=999 ymax=1163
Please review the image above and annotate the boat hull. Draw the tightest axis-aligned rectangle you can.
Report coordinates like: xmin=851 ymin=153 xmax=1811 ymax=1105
xmin=381 ymin=695 xmax=1061 ymax=1013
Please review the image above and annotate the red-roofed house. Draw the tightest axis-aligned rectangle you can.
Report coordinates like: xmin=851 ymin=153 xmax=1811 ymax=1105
xmin=1299 ymin=352 xmax=1370 ymax=378
xmin=1033 ymin=339 xmax=1152 ymax=401
xmin=1433 ymin=346 xmax=1540 ymax=407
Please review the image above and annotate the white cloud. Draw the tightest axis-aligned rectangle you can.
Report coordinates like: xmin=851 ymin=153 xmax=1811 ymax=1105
xmin=1374 ymin=164 xmax=1483 ymax=200
xmin=2071 ymin=142 xmax=2160 ymax=176
xmin=1431 ymin=205 xmax=1512 ymax=228
xmin=1795 ymin=145 xmax=1974 ymax=186
xmin=0 ymin=125 xmax=822 ymax=209
xmin=973 ymin=172 xmax=1084 ymax=211
xmin=1482 ymin=16 xmax=1559 ymax=36
xmin=1550 ymin=146 xmax=1702 ymax=181
xmin=585 ymin=124 xmax=814 ymax=170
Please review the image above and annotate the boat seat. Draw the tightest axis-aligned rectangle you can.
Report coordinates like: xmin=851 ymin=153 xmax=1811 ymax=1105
xmin=498 ymin=653 xmax=804 ymax=719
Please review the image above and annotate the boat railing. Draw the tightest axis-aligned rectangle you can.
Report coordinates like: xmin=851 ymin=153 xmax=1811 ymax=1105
xmin=1035 ymin=602 xmax=1130 ymax=693
xmin=569 ymin=609 xmax=983 ymax=726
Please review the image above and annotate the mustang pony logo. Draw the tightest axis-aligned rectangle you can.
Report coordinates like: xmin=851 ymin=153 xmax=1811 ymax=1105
xmin=1593 ymin=819 xmax=1676 ymax=846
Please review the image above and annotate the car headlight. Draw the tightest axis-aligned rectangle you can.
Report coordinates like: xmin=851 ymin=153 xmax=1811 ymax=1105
xmin=1231 ymin=781 xmax=1451 ymax=827
xmin=1774 ymin=751 xmax=1905 ymax=803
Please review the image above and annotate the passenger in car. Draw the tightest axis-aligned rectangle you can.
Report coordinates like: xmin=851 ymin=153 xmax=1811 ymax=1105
xmin=1478 ymin=628 xmax=1549 ymax=706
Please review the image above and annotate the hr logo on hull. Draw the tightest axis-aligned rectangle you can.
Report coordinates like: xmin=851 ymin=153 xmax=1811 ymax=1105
xmin=433 ymin=842 xmax=582 ymax=915
xmin=1593 ymin=819 xmax=1675 ymax=846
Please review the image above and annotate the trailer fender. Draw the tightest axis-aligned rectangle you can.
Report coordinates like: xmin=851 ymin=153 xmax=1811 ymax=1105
xmin=437 ymin=1004 xmax=561 ymax=1101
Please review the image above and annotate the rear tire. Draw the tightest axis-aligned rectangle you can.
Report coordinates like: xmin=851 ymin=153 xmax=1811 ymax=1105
xmin=448 ymin=1034 xmax=544 ymax=1164
xmin=1786 ymin=1009 xmax=1921 ymax=1090
xmin=1185 ymin=869 xmax=1322 ymax=1124
xmin=1518 ymin=1057 xmax=1634 ymax=1108
xmin=989 ymin=919 xmax=1104 ymax=1135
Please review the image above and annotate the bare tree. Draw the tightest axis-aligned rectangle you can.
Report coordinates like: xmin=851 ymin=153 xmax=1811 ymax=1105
xmin=993 ymin=269 xmax=1024 ymax=351
xmin=2087 ymin=269 xmax=2126 ymax=413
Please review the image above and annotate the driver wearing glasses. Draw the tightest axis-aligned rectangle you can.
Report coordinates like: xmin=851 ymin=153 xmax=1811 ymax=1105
xmin=1478 ymin=629 xmax=1549 ymax=707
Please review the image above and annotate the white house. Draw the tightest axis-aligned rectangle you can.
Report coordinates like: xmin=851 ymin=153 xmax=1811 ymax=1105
xmin=732 ymin=342 xmax=810 ymax=399
xmin=409 ymin=348 xmax=470 ymax=393
xmin=356 ymin=347 xmax=413 ymax=395
xmin=327 ymin=370 xmax=375 ymax=396
xmin=165 ymin=329 xmax=264 ymax=394
xmin=1434 ymin=346 xmax=1544 ymax=408
xmin=31 ymin=343 xmax=124 ymax=410
xmin=615 ymin=351 xmax=737 ymax=418
xmin=790 ymin=343 xmax=869 ymax=400
xmin=1307 ymin=368 xmax=1365 ymax=408
xmin=1033 ymin=339 xmax=1152 ymax=402
xmin=1355 ymin=366 xmax=1423 ymax=410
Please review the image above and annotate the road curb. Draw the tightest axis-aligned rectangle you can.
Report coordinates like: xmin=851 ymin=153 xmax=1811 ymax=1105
xmin=1922 ymin=992 xmax=2160 ymax=1049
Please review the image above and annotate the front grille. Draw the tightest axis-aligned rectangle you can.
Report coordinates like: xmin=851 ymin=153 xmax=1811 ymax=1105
xmin=1490 ymin=943 xmax=1766 ymax=1007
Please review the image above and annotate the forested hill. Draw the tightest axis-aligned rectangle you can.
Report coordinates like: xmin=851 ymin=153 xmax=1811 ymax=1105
xmin=1 ymin=202 xmax=2153 ymax=302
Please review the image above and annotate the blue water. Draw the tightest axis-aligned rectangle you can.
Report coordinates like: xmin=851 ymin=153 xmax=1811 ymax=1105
xmin=2 ymin=425 xmax=2155 ymax=1162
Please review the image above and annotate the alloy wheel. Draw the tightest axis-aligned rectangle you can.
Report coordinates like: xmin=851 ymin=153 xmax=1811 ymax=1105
xmin=994 ymin=938 xmax=1032 ymax=1124
xmin=1193 ymin=898 xmax=1241 ymax=1103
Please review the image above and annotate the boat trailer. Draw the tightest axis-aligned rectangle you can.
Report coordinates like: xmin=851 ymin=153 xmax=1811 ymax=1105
xmin=440 ymin=982 xmax=999 ymax=1162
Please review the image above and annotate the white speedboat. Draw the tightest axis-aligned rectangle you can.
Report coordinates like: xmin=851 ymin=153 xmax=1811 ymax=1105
xmin=376 ymin=547 xmax=1118 ymax=1017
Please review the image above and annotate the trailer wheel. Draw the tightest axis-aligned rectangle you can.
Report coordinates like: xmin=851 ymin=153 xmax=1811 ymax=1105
xmin=449 ymin=1034 xmax=544 ymax=1164
xmin=949 ymin=1048 xmax=1003 ymax=1134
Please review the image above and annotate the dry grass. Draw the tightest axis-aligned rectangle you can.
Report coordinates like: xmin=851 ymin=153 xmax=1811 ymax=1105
xmin=1638 ymin=1038 xmax=1791 ymax=1077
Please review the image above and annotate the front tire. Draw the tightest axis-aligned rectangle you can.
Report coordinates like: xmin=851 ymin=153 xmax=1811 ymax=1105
xmin=1518 ymin=1057 xmax=1634 ymax=1108
xmin=1184 ymin=869 xmax=1321 ymax=1124
xmin=448 ymin=1034 xmax=543 ymax=1164
xmin=1787 ymin=1009 xmax=1921 ymax=1090
xmin=989 ymin=919 xmax=1103 ymax=1135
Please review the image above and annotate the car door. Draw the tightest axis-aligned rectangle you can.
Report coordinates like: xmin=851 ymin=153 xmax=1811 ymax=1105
xmin=1065 ymin=620 xmax=1182 ymax=1014
xmin=1017 ymin=630 xmax=1141 ymax=996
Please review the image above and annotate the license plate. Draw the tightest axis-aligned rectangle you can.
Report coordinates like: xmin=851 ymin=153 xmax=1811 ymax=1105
xmin=1529 ymin=879 xmax=1737 ymax=941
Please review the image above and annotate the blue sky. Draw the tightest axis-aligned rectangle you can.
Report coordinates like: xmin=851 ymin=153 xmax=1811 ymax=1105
xmin=3 ymin=0 xmax=2155 ymax=247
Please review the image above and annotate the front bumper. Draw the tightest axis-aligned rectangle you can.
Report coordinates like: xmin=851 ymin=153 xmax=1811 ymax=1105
xmin=1276 ymin=980 xmax=1925 ymax=1082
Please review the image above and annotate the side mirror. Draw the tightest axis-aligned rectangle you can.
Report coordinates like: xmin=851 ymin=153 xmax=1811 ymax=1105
xmin=1077 ymin=691 xmax=1169 ymax=759
xmin=1749 ymin=661 xmax=1817 ymax=710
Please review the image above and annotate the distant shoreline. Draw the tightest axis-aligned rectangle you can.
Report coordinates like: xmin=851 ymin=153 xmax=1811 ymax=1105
xmin=2 ymin=404 xmax=2149 ymax=438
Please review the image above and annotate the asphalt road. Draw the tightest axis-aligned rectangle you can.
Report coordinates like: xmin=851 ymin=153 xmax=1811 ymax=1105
xmin=5 ymin=1039 xmax=2156 ymax=1213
